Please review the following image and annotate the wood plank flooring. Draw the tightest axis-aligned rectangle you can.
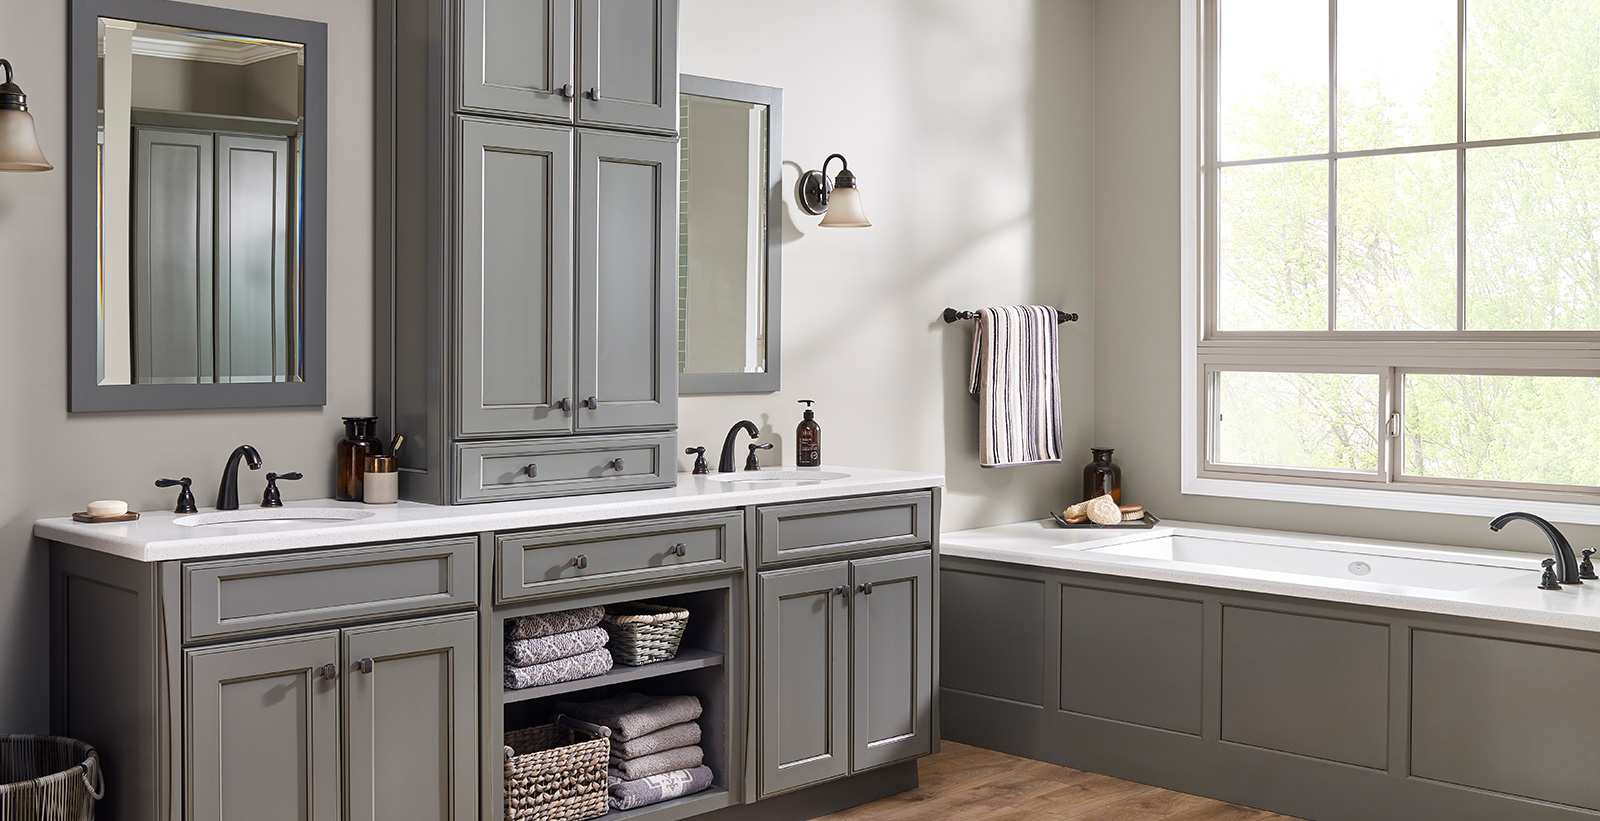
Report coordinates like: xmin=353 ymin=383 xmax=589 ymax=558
xmin=816 ymin=743 xmax=1307 ymax=821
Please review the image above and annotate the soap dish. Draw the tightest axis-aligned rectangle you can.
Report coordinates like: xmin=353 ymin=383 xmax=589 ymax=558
xmin=72 ymin=511 xmax=141 ymax=524
xmin=1050 ymin=510 xmax=1160 ymax=530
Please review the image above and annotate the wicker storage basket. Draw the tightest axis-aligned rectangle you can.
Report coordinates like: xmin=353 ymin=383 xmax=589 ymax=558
xmin=0 ymin=736 xmax=104 ymax=821
xmin=504 ymin=716 xmax=610 ymax=821
xmin=602 ymin=603 xmax=690 ymax=666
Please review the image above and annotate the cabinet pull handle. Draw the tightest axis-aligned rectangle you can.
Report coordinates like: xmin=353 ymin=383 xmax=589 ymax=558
xmin=559 ymin=83 xmax=575 ymax=100
xmin=585 ymin=87 xmax=599 ymax=101
xmin=668 ymin=542 xmax=687 ymax=557
xmin=523 ymin=463 xmax=538 ymax=478
xmin=581 ymin=396 xmax=599 ymax=410
xmin=355 ymin=657 xmax=374 ymax=675
xmin=609 ymin=458 xmax=626 ymax=472
xmin=555 ymin=397 xmax=572 ymax=413
xmin=834 ymin=585 xmax=850 ymax=598
xmin=317 ymin=663 xmax=339 ymax=681
xmin=858 ymin=581 xmax=874 ymax=595
xmin=571 ymin=554 xmax=589 ymax=570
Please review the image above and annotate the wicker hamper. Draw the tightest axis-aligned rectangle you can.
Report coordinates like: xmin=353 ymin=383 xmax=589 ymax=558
xmin=0 ymin=736 xmax=103 ymax=821
xmin=602 ymin=603 xmax=690 ymax=666
xmin=504 ymin=715 xmax=610 ymax=821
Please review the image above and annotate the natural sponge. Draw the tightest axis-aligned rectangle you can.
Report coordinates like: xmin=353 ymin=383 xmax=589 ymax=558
xmin=1085 ymin=494 xmax=1122 ymax=525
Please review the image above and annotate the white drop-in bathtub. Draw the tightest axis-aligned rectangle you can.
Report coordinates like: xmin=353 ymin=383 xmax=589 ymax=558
xmin=939 ymin=519 xmax=1600 ymax=631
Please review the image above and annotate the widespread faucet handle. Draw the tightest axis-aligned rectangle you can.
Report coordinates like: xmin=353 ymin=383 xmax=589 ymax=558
xmin=261 ymin=472 xmax=303 ymax=508
xmin=745 ymin=442 xmax=774 ymax=471
xmin=685 ymin=447 xmax=709 ymax=475
xmin=1581 ymin=549 xmax=1598 ymax=580
xmin=155 ymin=477 xmax=199 ymax=514
xmin=1540 ymin=558 xmax=1563 ymax=590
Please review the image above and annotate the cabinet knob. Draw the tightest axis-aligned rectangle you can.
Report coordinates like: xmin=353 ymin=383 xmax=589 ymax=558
xmin=555 ymin=397 xmax=572 ymax=413
xmin=582 ymin=396 xmax=599 ymax=410
xmin=668 ymin=542 xmax=687 ymax=557
xmin=834 ymin=585 xmax=850 ymax=598
xmin=585 ymin=87 xmax=599 ymax=101
xmin=355 ymin=657 xmax=374 ymax=675
xmin=317 ymin=664 xmax=339 ymax=681
xmin=571 ymin=554 xmax=589 ymax=570
xmin=608 ymin=458 xmax=626 ymax=472
xmin=523 ymin=463 xmax=538 ymax=478
xmin=858 ymin=581 xmax=874 ymax=595
xmin=559 ymin=83 xmax=575 ymax=100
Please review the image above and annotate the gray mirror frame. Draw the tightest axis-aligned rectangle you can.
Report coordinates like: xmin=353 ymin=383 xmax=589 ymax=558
xmin=68 ymin=0 xmax=328 ymax=412
xmin=678 ymin=75 xmax=782 ymax=395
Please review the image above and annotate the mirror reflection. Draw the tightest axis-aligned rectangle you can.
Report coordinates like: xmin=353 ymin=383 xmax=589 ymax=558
xmin=678 ymin=78 xmax=779 ymax=391
xmin=96 ymin=18 xmax=305 ymax=386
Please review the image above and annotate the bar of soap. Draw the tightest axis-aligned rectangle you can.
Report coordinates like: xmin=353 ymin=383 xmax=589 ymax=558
xmin=87 ymin=500 xmax=129 ymax=517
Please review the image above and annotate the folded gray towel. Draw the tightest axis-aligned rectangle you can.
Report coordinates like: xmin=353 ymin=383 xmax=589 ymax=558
xmin=609 ymin=745 xmax=703 ymax=781
xmin=611 ymin=721 xmax=701 ymax=760
xmin=608 ymin=765 xmax=713 ymax=811
xmin=506 ymin=626 xmax=609 ymax=668
xmin=503 ymin=647 xmax=613 ymax=690
xmin=506 ymin=606 xmax=605 ymax=641
xmin=555 ymin=692 xmax=704 ymax=741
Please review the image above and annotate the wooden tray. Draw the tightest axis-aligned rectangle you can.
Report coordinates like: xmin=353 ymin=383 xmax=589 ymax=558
xmin=73 ymin=511 xmax=140 ymax=524
xmin=1050 ymin=510 xmax=1160 ymax=530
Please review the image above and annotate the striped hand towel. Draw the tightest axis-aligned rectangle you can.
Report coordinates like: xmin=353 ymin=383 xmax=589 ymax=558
xmin=968 ymin=306 xmax=1063 ymax=467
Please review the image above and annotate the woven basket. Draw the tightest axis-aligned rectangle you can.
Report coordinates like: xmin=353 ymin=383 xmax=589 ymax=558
xmin=602 ymin=603 xmax=690 ymax=666
xmin=504 ymin=717 xmax=610 ymax=821
xmin=0 ymin=736 xmax=104 ymax=821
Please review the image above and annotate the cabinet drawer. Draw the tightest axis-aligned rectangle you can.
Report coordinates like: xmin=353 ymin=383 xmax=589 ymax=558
xmin=756 ymin=492 xmax=933 ymax=566
xmin=497 ymin=511 xmax=743 ymax=602
xmin=184 ymin=538 xmax=478 ymax=642
xmin=456 ymin=432 xmax=673 ymax=503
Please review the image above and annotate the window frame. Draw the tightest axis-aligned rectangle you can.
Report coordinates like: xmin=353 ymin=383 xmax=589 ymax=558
xmin=1182 ymin=0 xmax=1600 ymax=521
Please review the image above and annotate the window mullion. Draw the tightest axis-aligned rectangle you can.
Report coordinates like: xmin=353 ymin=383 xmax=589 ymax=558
xmin=1456 ymin=0 xmax=1468 ymax=332
xmin=1328 ymin=0 xmax=1339 ymax=333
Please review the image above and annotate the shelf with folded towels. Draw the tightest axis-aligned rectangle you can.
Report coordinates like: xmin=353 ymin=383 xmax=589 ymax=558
xmin=942 ymin=307 xmax=1078 ymax=324
xmin=503 ymin=647 xmax=724 ymax=704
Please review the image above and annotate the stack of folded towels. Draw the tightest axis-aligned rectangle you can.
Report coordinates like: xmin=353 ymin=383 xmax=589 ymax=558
xmin=504 ymin=606 xmax=614 ymax=690
xmin=554 ymin=691 xmax=713 ymax=811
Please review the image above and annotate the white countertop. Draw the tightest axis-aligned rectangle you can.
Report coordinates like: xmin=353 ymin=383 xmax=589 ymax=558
xmin=943 ymin=518 xmax=1600 ymax=633
xmin=36 ymin=466 xmax=943 ymax=563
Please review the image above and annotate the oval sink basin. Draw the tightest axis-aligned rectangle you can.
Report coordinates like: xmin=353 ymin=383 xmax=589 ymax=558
xmin=175 ymin=508 xmax=377 ymax=528
xmin=707 ymin=471 xmax=850 ymax=484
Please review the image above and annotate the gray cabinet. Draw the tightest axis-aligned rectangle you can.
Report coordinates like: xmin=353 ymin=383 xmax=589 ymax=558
xmin=458 ymin=0 xmax=678 ymax=133
xmin=757 ymin=550 xmax=934 ymax=798
xmin=576 ymin=131 xmax=677 ymax=431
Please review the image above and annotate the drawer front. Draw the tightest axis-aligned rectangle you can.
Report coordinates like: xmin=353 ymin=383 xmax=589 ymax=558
xmin=497 ymin=510 xmax=744 ymax=602
xmin=184 ymin=537 xmax=478 ymax=642
xmin=757 ymin=492 xmax=934 ymax=566
xmin=456 ymin=432 xmax=673 ymax=503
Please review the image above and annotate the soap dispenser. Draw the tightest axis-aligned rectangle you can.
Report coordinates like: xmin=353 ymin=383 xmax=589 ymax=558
xmin=796 ymin=400 xmax=822 ymax=467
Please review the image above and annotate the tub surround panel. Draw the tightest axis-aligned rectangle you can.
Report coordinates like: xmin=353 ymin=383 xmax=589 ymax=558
xmin=1061 ymin=585 xmax=1203 ymax=736
xmin=939 ymin=570 xmax=1044 ymax=707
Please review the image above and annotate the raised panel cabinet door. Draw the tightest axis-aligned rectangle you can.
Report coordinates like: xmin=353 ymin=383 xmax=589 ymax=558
xmin=576 ymin=0 xmax=677 ymax=132
xmin=457 ymin=118 xmax=575 ymax=437
xmin=131 ymin=127 xmax=215 ymax=385
xmin=186 ymin=631 xmax=341 ymax=821
xmin=344 ymin=613 xmax=479 ymax=821
xmin=758 ymin=562 xmax=851 ymax=797
xmin=850 ymin=552 xmax=934 ymax=772
xmin=459 ymin=0 xmax=576 ymax=121
xmin=213 ymin=134 xmax=293 ymax=383
xmin=575 ymin=131 xmax=677 ymax=431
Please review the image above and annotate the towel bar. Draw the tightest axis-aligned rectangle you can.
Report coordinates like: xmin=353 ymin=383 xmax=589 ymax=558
xmin=942 ymin=307 xmax=1078 ymax=324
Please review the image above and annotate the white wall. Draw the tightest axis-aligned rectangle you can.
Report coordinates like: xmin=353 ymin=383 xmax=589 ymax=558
xmin=678 ymin=0 xmax=1098 ymax=531
xmin=0 ymin=0 xmax=372 ymax=731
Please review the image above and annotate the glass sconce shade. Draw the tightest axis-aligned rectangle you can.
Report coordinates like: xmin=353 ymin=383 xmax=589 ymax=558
xmin=797 ymin=153 xmax=871 ymax=227
xmin=0 ymin=108 xmax=52 ymax=172
xmin=817 ymin=184 xmax=870 ymax=227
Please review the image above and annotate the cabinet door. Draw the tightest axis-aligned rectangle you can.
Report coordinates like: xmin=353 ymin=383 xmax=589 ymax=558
xmin=850 ymin=552 xmax=934 ymax=772
xmin=132 ymin=128 xmax=215 ymax=384
xmin=459 ymin=0 xmax=575 ymax=121
xmin=457 ymin=118 xmax=575 ymax=437
xmin=575 ymin=131 xmax=677 ymax=431
xmin=186 ymin=632 xmax=341 ymax=821
xmin=344 ymin=614 xmax=478 ymax=821
xmin=213 ymin=134 xmax=294 ymax=384
xmin=576 ymin=0 xmax=677 ymax=132
xmin=758 ymin=562 xmax=851 ymax=797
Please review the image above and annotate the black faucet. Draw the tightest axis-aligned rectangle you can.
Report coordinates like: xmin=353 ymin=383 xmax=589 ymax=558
xmin=217 ymin=445 xmax=263 ymax=511
xmin=1490 ymin=511 xmax=1581 ymax=587
xmin=718 ymin=421 xmax=760 ymax=473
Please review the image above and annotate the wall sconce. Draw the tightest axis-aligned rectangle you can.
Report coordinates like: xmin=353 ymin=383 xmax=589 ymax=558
xmin=796 ymin=153 xmax=870 ymax=227
xmin=0 ymin=59 xmax=53 ymax=172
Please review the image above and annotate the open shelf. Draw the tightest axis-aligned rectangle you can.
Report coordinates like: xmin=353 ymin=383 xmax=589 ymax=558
xmin=606 ymin=787 xmax=733 ymax=821
xmin=502 ymin=647 xmax=725 ymax=704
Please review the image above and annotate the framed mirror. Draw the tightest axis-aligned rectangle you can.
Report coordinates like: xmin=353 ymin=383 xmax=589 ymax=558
xmin=69 ymin=0 xmax=326 ymax=411
xmin=678 ymin=75 xmax=781 ymax=394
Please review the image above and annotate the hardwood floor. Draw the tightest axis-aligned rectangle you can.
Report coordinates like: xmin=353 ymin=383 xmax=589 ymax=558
xmin=816 ymin=743 xmax=1307 ymax=821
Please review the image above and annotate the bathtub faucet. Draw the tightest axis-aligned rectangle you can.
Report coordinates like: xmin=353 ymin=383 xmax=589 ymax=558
xmin=1489 ymin=511 xmax=1581 ymax=587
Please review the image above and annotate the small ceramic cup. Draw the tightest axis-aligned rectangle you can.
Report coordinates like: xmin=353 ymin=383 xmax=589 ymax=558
xmin=362 ymin=456 xmax=399 ymax=504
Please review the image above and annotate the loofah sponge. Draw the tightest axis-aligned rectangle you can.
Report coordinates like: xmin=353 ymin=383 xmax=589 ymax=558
xmin=1085 ymin=494 xmax=1121 ymax=525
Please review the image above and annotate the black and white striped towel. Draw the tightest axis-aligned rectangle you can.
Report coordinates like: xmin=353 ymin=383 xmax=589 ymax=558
xmin=968 ymin=305 xmax=1063 ymax=467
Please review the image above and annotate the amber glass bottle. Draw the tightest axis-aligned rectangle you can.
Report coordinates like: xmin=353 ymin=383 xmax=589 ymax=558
xmin=1082 ymin=447 xmax=1122 ymax=503
xmin=338 ymin=417 xmax=383 ymax=501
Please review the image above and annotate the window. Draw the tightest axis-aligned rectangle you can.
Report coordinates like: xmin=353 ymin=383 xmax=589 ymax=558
xmin=1196 ymin=0 xmax=1600 ymax=505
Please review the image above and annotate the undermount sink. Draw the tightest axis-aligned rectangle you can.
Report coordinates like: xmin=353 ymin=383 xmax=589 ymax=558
xmin=707 ymin=471 xmax=850 ymax=484
xmin=174 ymin=508 xmax=377 ymax=528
